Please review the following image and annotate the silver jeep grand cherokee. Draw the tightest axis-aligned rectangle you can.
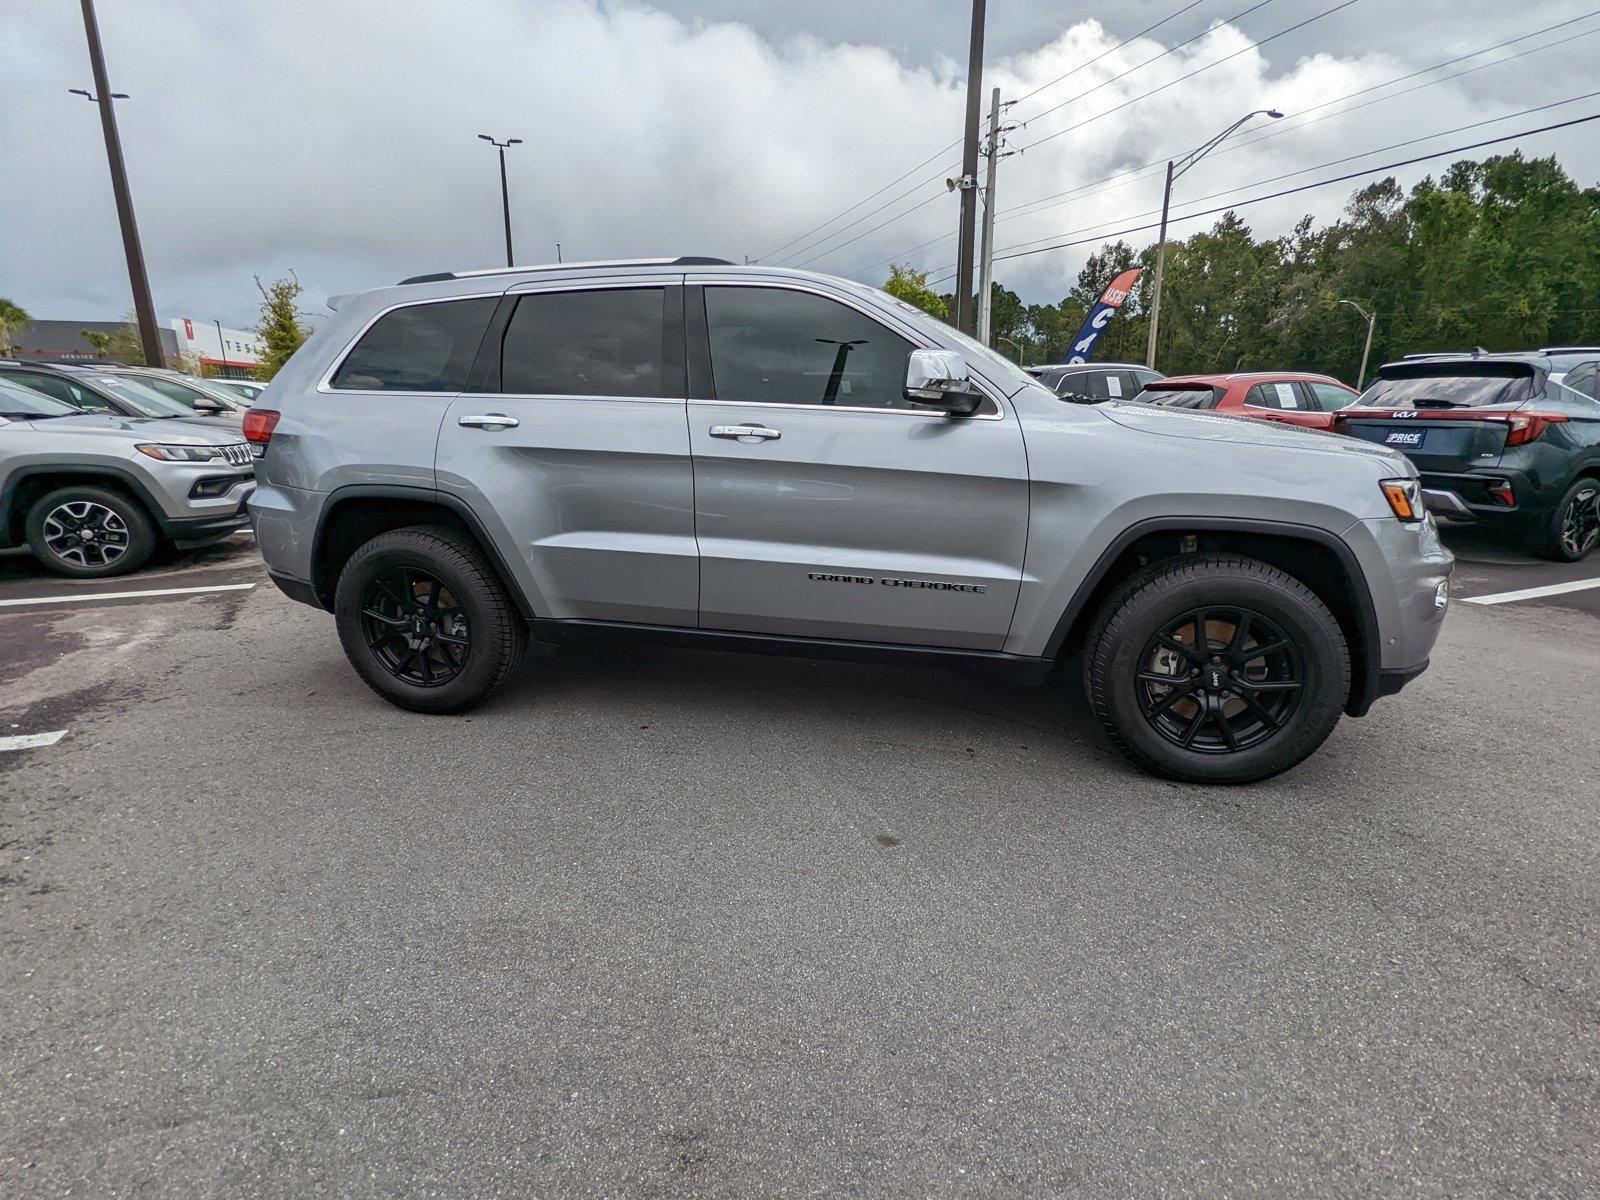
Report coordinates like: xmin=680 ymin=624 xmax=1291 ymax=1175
xmin=0 ymin=378 xmax=254 ymax=577
xmin=247 ymin=258 xmax=1451 ymax=783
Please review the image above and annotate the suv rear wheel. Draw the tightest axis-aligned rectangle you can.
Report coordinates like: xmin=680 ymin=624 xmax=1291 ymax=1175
xmin=1535 ymin=477 xmax=1600 ymax=562
xmin=24 ymin=485 xmax=156 ymax=578
xmin=333 ymin=526 xmax=527 ymax=714
xmin=1084 ymin=555 xmax=1350 ymax=784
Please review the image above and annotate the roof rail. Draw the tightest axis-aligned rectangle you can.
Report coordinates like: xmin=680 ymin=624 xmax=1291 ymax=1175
xmin=396 ymin=256 xmax=734 ymax=286
xmin=1539 ymin=345 xmax=1600 ymax=354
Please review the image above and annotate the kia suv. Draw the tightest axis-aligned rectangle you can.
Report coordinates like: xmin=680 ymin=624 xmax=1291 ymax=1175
xmin=1334 ymin=352 xmax=1600 ymax=560
xmin=0 ymin=378 xmax=255 ymax=576
xmin=246 ymin=258 xmax=1452 ymax=784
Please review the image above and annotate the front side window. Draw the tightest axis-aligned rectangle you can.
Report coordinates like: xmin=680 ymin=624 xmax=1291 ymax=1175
xmin=331 ymin=298 xmax=497 ymax=392
xmin=705 ymin=287 xmax=917 ymax=410
xmin=500 ymin=288 xmax=668 ymax=397
xmin=1310 ymin=382 xmax=1354 ymax=412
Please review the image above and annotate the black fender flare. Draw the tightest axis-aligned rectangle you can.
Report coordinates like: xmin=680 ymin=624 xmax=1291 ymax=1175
xmin=1 ymin=463 xmax=174 ymax=543
xmin=1042 ymin=516 xmax=1384 ymax=717
xmin=309 ymin=483 xmax=536 ymax=618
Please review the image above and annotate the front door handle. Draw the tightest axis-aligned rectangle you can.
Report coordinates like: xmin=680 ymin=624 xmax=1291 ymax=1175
xmin=458 ymin=413 xmax=519 ymax=430
xmin=710 ymin=424 xmax=781 ymax=443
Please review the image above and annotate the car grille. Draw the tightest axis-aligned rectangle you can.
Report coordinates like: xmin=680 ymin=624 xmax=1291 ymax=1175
xmin=220 ymin=442 xmax=252 ymax=467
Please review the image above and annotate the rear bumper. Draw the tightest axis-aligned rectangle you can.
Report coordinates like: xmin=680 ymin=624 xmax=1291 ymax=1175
xmin=1418 ymin=467 xmax=1549 ymax=527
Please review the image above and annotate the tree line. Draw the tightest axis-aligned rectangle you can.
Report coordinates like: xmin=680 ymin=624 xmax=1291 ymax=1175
xmin=885 ymin=152 xmax=1600 ymax=384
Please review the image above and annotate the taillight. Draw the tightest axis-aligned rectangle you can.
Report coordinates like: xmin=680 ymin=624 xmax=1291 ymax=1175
xmin=1500 ymin=412 xmax=1567 ymax=446
xmin=242 ymin=408 xmax=280 ymax=455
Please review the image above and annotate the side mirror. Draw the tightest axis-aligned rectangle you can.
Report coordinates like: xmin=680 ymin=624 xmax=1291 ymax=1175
xmin=904 ymin=348 xmax=982 ymax=415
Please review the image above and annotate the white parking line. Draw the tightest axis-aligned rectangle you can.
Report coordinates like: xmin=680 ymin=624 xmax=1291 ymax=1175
xmin=1461 ymin=577 xmax=1600 ymax=606
xmin=0 ymin=730 xmax=68 ymax=751
xmin=0 ymin=582 xmax=257 ymax=609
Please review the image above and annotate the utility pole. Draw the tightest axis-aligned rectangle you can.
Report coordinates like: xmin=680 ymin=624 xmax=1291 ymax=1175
xmin=1144 ymin=159 xmax=1176 ymax=370
xmin=76 ymin=0 xmax=163 ymax=368
xmin=477 ymin=134 xmax=522 ymax=266
xmin=951 ymin=0 xmax=987 ymax=335
xmin=976 ymin=88 xmax=1018 ymax=346
xmin=1338 ymin=299 xmax=1376 ymax=389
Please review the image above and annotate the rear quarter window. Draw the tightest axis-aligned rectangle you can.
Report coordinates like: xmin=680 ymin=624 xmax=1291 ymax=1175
xmin=331 ymin=298 xmax=498 ymax=392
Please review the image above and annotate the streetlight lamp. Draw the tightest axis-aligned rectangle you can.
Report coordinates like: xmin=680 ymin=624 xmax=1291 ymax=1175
xmin=1145 ymin=108 xmax=1283 ymax=369
xmin=996 ymin=335 xmax=1024 ymax=364
xmin=477 ymin=134 xmax=522 ymax=267
xmin=1338 ymin=299 xmax=1377 ymax=391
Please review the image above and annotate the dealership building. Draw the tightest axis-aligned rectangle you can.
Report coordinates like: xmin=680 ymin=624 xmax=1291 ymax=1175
xmin=5 ymin=317 xmax=262 ymax=378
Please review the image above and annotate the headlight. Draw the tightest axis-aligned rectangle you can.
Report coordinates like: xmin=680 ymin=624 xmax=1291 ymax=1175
xmin=1380 ymin=477 xmax=1423 ymax=522
xmin=135 ymin=443 xmax=226 ymax=462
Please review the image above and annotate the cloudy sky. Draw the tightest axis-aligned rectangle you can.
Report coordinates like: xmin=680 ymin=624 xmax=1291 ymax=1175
xmin=3 ymin=0 xmax=1599 ymax=328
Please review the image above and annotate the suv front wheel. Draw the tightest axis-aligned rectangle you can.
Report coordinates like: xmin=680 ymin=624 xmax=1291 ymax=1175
xmin=1084 ymin=555 xmax=1351 ymax=784
xmin=333 ymin=526 xmax=527 ymax=714
xmin=25 ymin=485 xmax=156 ymax=578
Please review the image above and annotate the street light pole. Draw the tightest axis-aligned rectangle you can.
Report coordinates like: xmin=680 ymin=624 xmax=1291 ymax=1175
xmin=951 ymin=0 xmax=987 ymax=335
xmin=215 ymin=319 xmax=228 ymax=377
xmin=1338 ymin=299 xmax=1377 ymax=390
xmin=75 ymin=0 xmax=163 ymax=368
xmin=477 ymin=134 xmax=522 ymax=267
xmin=1145 ymin=108 xmax=1283 ymax=369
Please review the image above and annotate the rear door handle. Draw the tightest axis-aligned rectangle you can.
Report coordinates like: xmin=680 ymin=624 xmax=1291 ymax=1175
xmin=709 ymin=424 xmax=781 ymax=442
xmin=458 ymin=413 xmax=519 ymax=429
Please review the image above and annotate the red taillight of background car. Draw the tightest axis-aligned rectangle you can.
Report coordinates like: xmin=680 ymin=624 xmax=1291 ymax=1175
xmin=242 ymin=408 xmax=280 ymax=452
xmin=1498 ymin=412 xmax=1568 ymax=446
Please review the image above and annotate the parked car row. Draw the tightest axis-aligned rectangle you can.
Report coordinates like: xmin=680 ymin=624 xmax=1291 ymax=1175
xmin=0 ymin=360 xmax=257 ymax=577
xmin=1023 ymin=351 xmax=1597 ymax=560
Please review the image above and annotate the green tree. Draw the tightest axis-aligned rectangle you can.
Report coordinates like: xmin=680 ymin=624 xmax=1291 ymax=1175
xmin=108 ymin=311 xmax=152 ymax=365
xmin=255 ymin=272 xmax=309 ymax=379
xmin=881 ymin=264 xmax=949 ymax=321
xmin=0 ymin=298 xmax=31 ymax=355
xmin=81 ymin=328 xmax=114 ymax=357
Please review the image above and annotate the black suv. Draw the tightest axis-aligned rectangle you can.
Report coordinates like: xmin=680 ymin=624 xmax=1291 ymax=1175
xmin=1025 ymin=362 xmax=1163 ymax=403
xmin=1334 ymin=349 xmax=1600 ymax=560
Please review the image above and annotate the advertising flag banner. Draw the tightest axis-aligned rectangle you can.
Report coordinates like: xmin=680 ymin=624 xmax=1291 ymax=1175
xmin=1064 ymin=267 xmax=1143 ymax=363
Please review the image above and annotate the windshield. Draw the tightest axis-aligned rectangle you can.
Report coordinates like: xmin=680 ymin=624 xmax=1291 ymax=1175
xmin=0 ymin=380 xmax=79 ymax=419
xmin=1355 ymin=372 xmax=1534 ymax=409
xmin=1136 ymin=386 xmax=1220 ymax=410
xmin=84 ymin=375 xmax=202 ymax=418
xmin=128 ymin=373 xmax=237 ymax=410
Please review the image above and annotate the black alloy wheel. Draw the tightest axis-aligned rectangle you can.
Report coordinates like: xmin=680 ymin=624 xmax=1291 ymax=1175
xmin=358 ymin=566 xmax=471 ymax=687
xmin=1135 ymin=607 xmax=1303 ymax=754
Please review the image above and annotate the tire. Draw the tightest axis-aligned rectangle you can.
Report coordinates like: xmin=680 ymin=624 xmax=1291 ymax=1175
xmin=1532 ymin=477 xmax=1600 ymax=562
xmin=333 ymin=525 xmax=527 ymax=714
xmin=24 ymin=484 xmax=157 ymax=578
xmin=1083 ymin=555 xmax=1351 ymax=785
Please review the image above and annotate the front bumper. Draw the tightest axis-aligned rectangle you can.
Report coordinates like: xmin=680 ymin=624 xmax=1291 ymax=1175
xmin=163 ymin=489 xmax=255 ymax=547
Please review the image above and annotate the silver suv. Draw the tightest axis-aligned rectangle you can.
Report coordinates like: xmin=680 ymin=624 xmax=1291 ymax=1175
xmin=0 ymin=378 xmax=254 ymax=577
xmin=247 ymin=258 xmax=1452 ymax=783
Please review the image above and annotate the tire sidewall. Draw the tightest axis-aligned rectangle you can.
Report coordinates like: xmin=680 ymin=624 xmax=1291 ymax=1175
xmin=333 ymin=537 xmax=507 ymax=713
xmin=1094 ymin=567 xmax=1348 ymax=784
xmin=1542 ymin=479 xmax=1599 ymax=562
xmin=25 ymin=485 xmax=156 ymax=578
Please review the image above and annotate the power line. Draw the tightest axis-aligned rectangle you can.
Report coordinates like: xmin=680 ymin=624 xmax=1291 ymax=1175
xmin=856 ymin=14 xmax=1600 ymax=278
xmin=758 ymin=0 xmax=1260 ymax=264
xmin=1018 ymin=0 xmax=1362 ymax=152
xmin=928 ymin=110 xmax=1600 ymax=282
xmin=773 ymin=161 xmax=958 ymax=266
xmin=966 ymin=86 xmax=1600 ymax=263
xmin=1013 ymin=0 xmax=1216 ymax=106
xmin=1016 ymin=0 xmax=1278 ymax=127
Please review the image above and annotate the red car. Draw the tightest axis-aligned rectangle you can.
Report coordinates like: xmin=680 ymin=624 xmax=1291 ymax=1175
xmin=1132 ymin=371 xmax=1358 ymax=430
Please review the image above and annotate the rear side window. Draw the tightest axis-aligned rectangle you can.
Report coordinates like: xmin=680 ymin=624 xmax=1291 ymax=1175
xmin=331 ymin=298 xmax=497 ymax=392
xmin=1138 ymin=386 xmax=1220 ymax=409
xmin=1246 ymin=381 xmax=1302 ymax=410
xmin=704 ymin=286 xmax=916 ymax=409
xmin=1560 ymin=362 xmax=1597 ymax=400
xmin=500 ymin=288 xmax=668 ymax=397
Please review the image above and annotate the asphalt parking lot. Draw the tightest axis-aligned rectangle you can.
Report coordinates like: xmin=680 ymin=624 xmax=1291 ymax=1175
xmin=1 ymin=528 xmax=1597 ymax=1198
